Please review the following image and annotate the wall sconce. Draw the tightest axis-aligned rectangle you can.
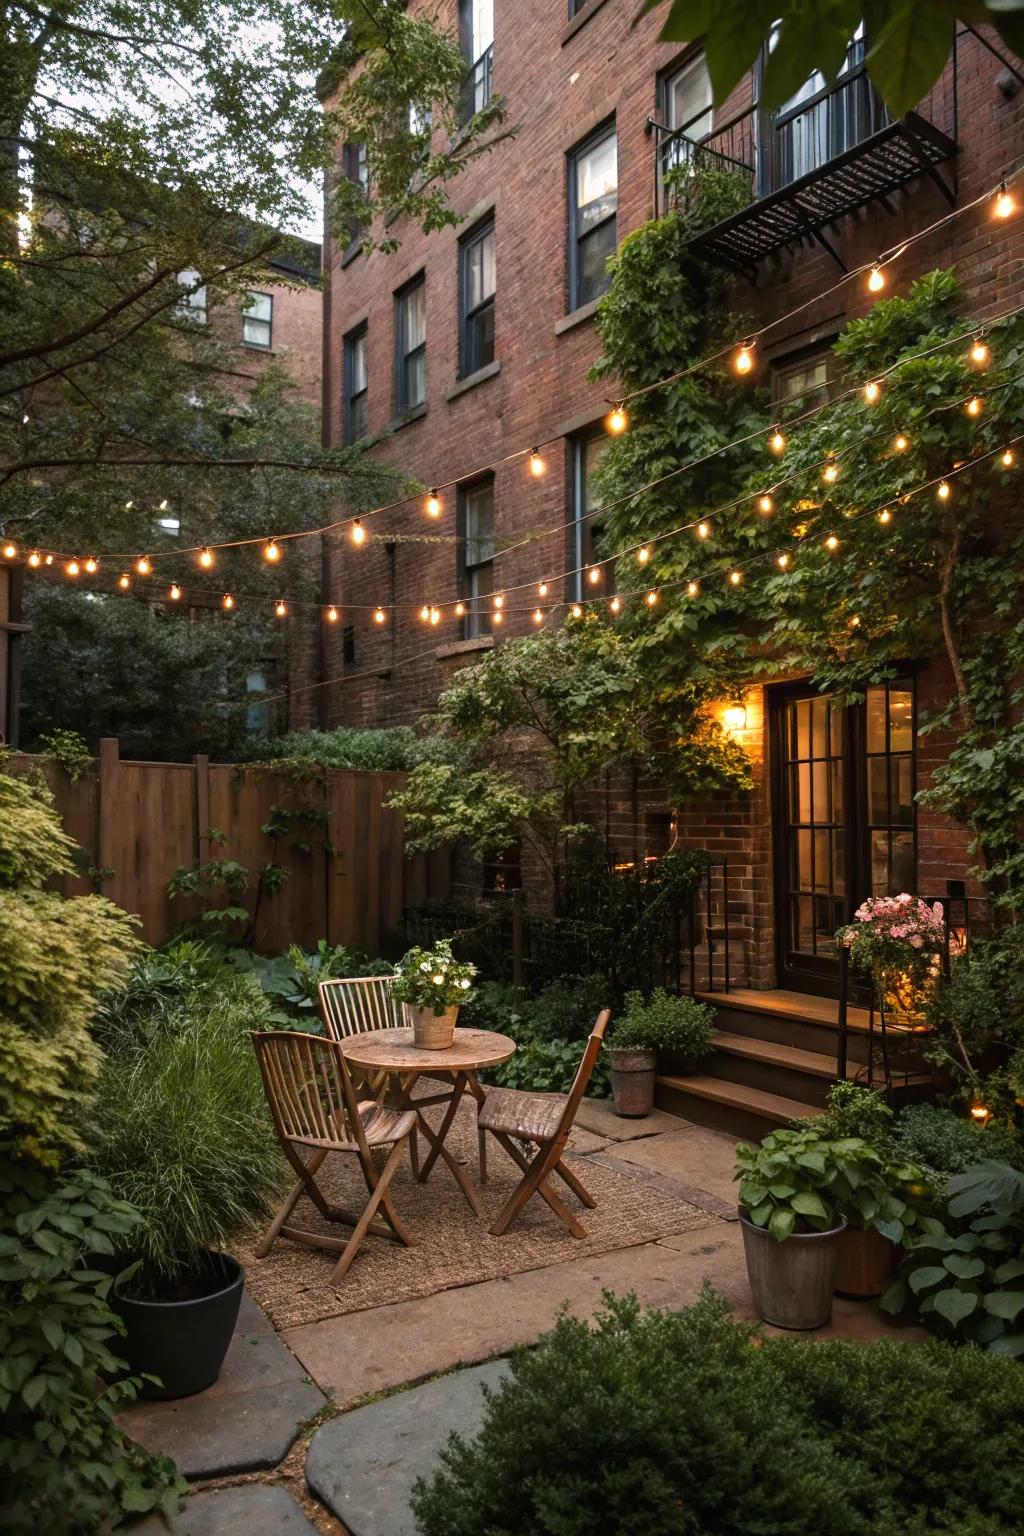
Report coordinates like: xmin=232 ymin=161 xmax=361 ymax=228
xmin=723 ymin=704 xmax=747 ymax=733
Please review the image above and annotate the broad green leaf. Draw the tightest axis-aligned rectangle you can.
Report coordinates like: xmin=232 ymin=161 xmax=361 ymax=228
xmin=791 ymin=1191 xmax=830 ymax=1220
xmin=994 ymin=1258 xmax=1024 ymax=1284
xmin=769 ymin=1205 xmax=796 ymax=1242
xmin=908 ymin=1264 xmax=947 ymax=1295
xmin=943 ymin=1254 xmax=985 ymax=1280
xmin=641 ymin=0 xmax=715 ymax=40
xmin=983 ymin=1291 xmax=1024 ymax=1321
xmin=988 ymin=1332 xmax=1024 ymax=1358
xmin=866 ymin=3 xmax=954 ymax=117
xmin=704 ymin=1 xmax=771 ymax=104
xmin=933 ymin=1287 xmax=979 ymax=1327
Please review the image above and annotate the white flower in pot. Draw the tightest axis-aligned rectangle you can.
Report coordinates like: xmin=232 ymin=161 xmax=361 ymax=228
xmin=392 ymin=939 xmax=477 ymax=1049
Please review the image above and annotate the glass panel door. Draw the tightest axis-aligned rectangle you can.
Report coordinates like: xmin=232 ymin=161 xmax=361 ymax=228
xmin=779 ymin=691 xmax=847 ymax=979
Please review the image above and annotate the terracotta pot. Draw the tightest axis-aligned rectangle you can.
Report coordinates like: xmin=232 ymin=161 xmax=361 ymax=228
xmin=834 ymin=1223 xmax=896 ymax=1299
xmin=404 ymin=1002 xmax=459 ymax=1049
xmin=740 ymin=1212 xmax=847 ymax=1330
xmin=611 ymin=1047 xmax=656 ymax=1117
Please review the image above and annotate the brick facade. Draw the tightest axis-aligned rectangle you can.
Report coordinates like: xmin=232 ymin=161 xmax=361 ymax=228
xmin=319 ymin=6 xmax=1022 ymax=985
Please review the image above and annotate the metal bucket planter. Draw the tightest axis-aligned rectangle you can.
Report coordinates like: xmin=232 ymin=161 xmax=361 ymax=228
xmin=834 ymin=1222 xmax=895 ymax=1299
xmin=404 ymin=1003 xmax=460 ymax=1050
xmin=740 ymin=1212 xmax=847 ymax=1330
xmin=611 ymin=1048 xmax=657 ymax=1117
xmin=113 ymin=1252 xmax=243 ymax=1401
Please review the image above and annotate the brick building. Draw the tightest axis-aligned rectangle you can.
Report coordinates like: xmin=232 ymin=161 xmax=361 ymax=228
xmin=319 ymin=6 xmax=1023 ymax=1127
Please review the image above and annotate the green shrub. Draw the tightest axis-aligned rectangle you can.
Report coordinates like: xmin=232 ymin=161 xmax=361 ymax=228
xmin=89 ymin=969 xmax=287 ymax=1289
xmin=247 ymin=725 xmax=449 ymax=772
xmin=613 ymin=988 xmax=714 ymax=1059
xmin=412 ymin=1286 xmax=1024 ymax=1536
xmin=225 ymin=938 xmax=390 ymax=1026
xmin=460 ymin=980 xmax=524 ymax=1034
xmin=797 ymin=1079 xmax=895 ymax=1141
xmin=527 ymin=973 xmax=610 ymax=1043
xmin=893 ymin=1103 xmax=1024 ymax=1178
xmin=488 ymin=1017 xmax=611 ymax=1100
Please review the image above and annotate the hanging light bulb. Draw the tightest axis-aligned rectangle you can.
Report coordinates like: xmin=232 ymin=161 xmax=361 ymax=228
xmin=686 ymin=580 xmax=700 ymax=597
xmin=732 ymin=340 xmax=754 ymax=375
xmin=637 ymin=545 xmax=650 ymax=564
xmin=66 ymin=557 xmax=80 ymax=577
xmin=970 ymin=1100 xmax=992 ymax=1125
xmin=728 ymin=569 xmax=743 ymax=586
xmin=419 ymin=604 xmax=430 ymax=622
xmin=263 ymin=539 xmax=281 ymax=563
xmin=825 ymin=533 xmax=840 ymax=551
xmin=429 ymin=607 xmax=440 ymax=626
xmin=493 ymin=593 xmax=504 ymax=610
xmin=538 ymin=580 xmax=548 ymax=597
xmin=199 ymin=546 xmax=214 ymax=569
xmin=570 ymin=602 xmax=582 ymax=618
xmin=2 ymin=541 xmax=16 ymax=560
xmin=528 ymin=449 xmax=545 ymax=478
xmin=425 ymin=488 xmax=442 ymax=518
xmin=351 ymin=519 xmax=366 ymax=545
xmin=867 ymin=263 xmax=885 ymax=293
xmin=158 ymin=499 xmax=169 ymax=512
xmin=275 ymin=600 xmax=287 ymax=618
xmin=606 ymin=404 xmax=628 ymax=435
xmin=374 ymin=606 xmax=386 ymax=624
xmin=533 ymin=607 xmax=544 ymax=624
xmin=125 ymin=499 xmax=134 ymax=510
xmin=969 ymin=335 xmax=990 ymax=367
xmin=455 ymin=600 xmax=466 ymax=618
xmin=84 ymin=556 xmax=99 ymax=574
xmin=222 ymin=592 xmax=235 ymax=610
xmin=849 ymin=615 xmax=862 ymax=629
xmin=776 ymin=552 xmax=790 ymax=569
xmin=492 ymin=609 xmax=504 ymax=625
xmin=44 ymin=554 xmax=54 ymax=567
xmin=757 ymin=493 xmax=774 ymax=514
xmin=822 ymin=460 xmax=839 ymax=484
xmin=863 ymin=380 xmax=882 ymax=404
xmin=135 ymin=555 xmax=151 ymax=575
xmin=326 ymin=605 xmax=339 ymax=623
xmin=878 ymin=507 xmax=893 ymax=525
xmin=937 ymin=479 xmax=951 ymax=501
xmin=610 ymin=595 xmax=621 ymax=614
xmin=696 ymin=521 xmax=710 ymax=540
xmin=645 ymin=590 xmax=658 ymax=606
xmin=893 ymin=432 xmax=910 ymax=452
xmin=1000 ymin=448 xmax=1016 ymax=468
xmin=965 ymin=395 xmax=983 ymax=418
xmin=587 ymin=566 xmax=601 ymax=585
xmin=118 ymin=572 xmax=131 ymax=589
xmin=769 ymin=426 xmax=786 ymax=456
xmin=170 ymin=583 xmax=182 ymax=601
xmin=994 ymin=181 xmax=1015 ymax=219
xmin=27 ymin=550 xmax=41 ymax=568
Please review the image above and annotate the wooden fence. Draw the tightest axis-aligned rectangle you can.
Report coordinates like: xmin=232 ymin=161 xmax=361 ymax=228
xmin=9 ymin=739 xmax=450 ymax=954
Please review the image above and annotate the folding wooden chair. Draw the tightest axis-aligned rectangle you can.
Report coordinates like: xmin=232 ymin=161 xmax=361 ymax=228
xmin=251 ymin=1030 xmax=417 ymax=1283
xmin=477 ymin=1009 xmax=610 ymax=1238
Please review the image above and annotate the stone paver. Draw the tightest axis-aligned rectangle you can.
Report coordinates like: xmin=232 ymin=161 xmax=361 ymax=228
xmin=575 ymin=1097 xmax=682 ymax=1142
xmin=597 ymin=1123 xmax=742 ymax=1211
xmin=119 ymin=1296 xmax=325 ymax=1479
xmin=134 ymin=1484 xmax=320 ymax=1535
xmin=307 ymin=1360 xmax=509 ymax=1536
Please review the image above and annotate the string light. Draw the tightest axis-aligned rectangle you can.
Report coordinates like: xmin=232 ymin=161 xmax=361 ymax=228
xmin=374 ymin=607 xmax=386 ymax=624
xmin=878 ymin=508 xmax=893 ymax=525
xmin=84 ymin=556 xmax=98 ymax=574
xmin=199 ymin=546 xmax=214 ymax=568
xmin=533 ymin=607 xmax=544 ymax=624
xmin=275 ymin=600 xmax=288 ymax=618
xmin=863 ymin=380 xmax=881 ymax=404
xmin=769 ymin=427 xmax=786 ymax=456
xmin=728 ymin=570 xmax=743 ymax=586
xmin=27 ymin=550 xmax=41 ymax=568
xmin=493 ymin=593 xmax=504 ymax=610
xmin=135 ymin=555 xmax=151 ymax=575
xmin=118 ymin=572 xmax=131 ymax=589
xmin=686 ymin=580 xmax=699 ymax=597
xmin=893 ymin=433 xmax=910 ymax=452
xmin=429 ymin=607 xmax=440 ymax=626
xmin=425 ymin=489 xmax=442 ymax=517
xmin=2 ymin=542 xmax=16 ymax=560
xmin=776 ymin=552 xmax=790 ymax=569
xmin=645 ymin=590 xmax=658 ymax=606
xmin=850 ymin=615 xmax=861 ymax=628
xmin=970 ymin=1101 xmax=992 ymax=1125
xmin=994 ymin=182 xmax=1015 ymax=220
xmin=538 ymin=581 xmax=549 ymax=597
xmin=158 ymin=499 xmax=169 ymax=512
xmin=66 ymin=557 xmax=80 ymax=577
xmin=170 ymin=583 xmax=182 ymax=601
xmin=419 ymin=604 xmax=430 ymax=622
xmin=124 ymin=499 xmax=134 ymax=510
xmin=22 ymin=412 xmax=29 ymax=425
xmin=570 ymin=603 xmax=582 ymax=618
xmin=528 ymin=449 xmax=545 ymax=478
xmin=1001 ymin=448 xmax=1016 ymax=468
xmin=610 ymin=595 xmax=621 ymax=614
xmin=733 ymin=341 xmax=754 ymax=375
xmin=822 ymin=460 xmax=839 ymax=484
xmin=696 ymin=521 xmax=710 ymax=540
xmin=351 ymin=520 xmax=366 ymax=545
xmin=587 ymin=566 xmax=601 ymax=585
xmin=492 ymin=609 xmax=504 ymax=625
xmin=965 ymin=395 xmax=983 ymax=418
xmin=44 ymin=555 xmax=53 ymax=567
xmin=825 ymin=533 xmax=840 ymax=551
xmin=969 ymin=335 xmax=990 ymax=367
xmin=263 ymin=539 xmax=281 ymax=563
xmin=637 ymin=546 xmax=650 ymax=564
xmin=757 ymin=493 xmax=774 ymax=514
xmin=606 ymin=404 xmax=629 ymax=435
xmin=937 ymin=479 xmax=951 ymax=501
xmin=455 ymin=600 xmax=466 ymax=617
xmin=221 ymin=593 xmax=235 ymax=610
xmin=326 ymin=605 xmax=339 ymax=622
xmin=868 ymin=263 xmax=885 ymax=292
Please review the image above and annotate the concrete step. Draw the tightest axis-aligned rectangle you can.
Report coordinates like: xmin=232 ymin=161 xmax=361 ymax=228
xmin=703 ymin=1030 xmax=838 ymax=1108
xmin=655 ymin=1073 xmax=822 ymax=1141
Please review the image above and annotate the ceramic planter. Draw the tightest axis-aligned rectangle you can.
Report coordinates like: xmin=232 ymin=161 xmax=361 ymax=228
xmin=113 ymin=1252 xmax=243 ymax=1401
xmin=740 ymin=1212 xmax=847 ymax=1330
xmin=611 ymin=1047 xmax=657 ymax=1117
xmin=834 ymin=1222 xmax=896 ymax=1299
xmin=404 ymin=1002 xmax=460 ymax=1049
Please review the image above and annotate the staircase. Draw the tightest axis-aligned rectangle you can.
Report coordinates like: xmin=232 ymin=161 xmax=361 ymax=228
xmin=655 ymin=989 xmax=874 ymax=1142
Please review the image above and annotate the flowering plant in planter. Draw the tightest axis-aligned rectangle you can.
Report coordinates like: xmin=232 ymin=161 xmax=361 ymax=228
xmin=836 ymin=894 xmax=947 ymax=1017
xmin=391 ymin=938 xmax=476 ymax=1015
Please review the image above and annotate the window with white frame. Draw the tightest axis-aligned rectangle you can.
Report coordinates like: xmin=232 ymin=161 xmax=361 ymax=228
xmin=569 ymin=124 xmax=617 ymax=311
xmin=395 ymin=276 xmax=426 ymax=411
xmin=176 ymin=269 xmax=207 ymax=323
xmin=460 ymin=0 xmax=494 ymax=119
xmin=242 ymin=291 xmax=272 ymax=349
xmin=344 ymin=323 xmax=368 ymax=443
xmin=459 ymin=219 xmax=495 ymax=378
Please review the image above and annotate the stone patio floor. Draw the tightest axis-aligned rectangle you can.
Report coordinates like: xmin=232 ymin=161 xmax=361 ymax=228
xmin=126 ymin=1105 xmax=923 ymax=1535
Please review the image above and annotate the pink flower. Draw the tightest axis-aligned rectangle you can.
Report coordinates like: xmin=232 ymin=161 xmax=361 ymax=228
xmin=898 ymin=893 xmax=912 ymax=904
xmin=909 ymin=935 xmax=923 ymax=948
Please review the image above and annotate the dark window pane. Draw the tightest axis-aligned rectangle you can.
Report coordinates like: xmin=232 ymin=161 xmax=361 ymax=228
xmin=868 ymin=757 xmax=888 ymax=825
xmin=576 ymin=221 xmax=616 ymax=306
xmin=892 ymin=756 xmax=914 ymax=826
xmin=871 ymin=832 xmax=889 ymax=893
xmin=891 ymin=832 xmax=915 ymax=892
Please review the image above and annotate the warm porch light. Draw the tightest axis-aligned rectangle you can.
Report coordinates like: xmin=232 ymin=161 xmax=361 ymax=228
xmin=723 ymin=704 xmax=747 ymax=732
xmin=528 ymin=449 xmax=545 ymax=477
xmin=606 ymin=404 xmax=628 ymax=435
xmin=425 ymin=489 xmax=442 ymax=517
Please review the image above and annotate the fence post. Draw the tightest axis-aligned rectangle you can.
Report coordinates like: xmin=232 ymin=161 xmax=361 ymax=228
xmin=97 ymin=737 xmax=119 ymax=892
xmin=511 ymin=889 xmax=525 ymax=990
xmin=193 ymin=753 xmax=211 ymax=866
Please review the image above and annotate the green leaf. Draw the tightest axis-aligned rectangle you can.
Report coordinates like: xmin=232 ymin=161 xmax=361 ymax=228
xmin=703 ymin=1 xmax=770 ymax=104
xmin=988 ymin=1331 xmax=1024 ymax=1358
xmin=643 ymin=0 xmax=715 ymax=41
xmin=933 ymin=1287 xmax=980 ymax=1327
xmin=790 ymin=1191 xmax=830 ymax=1220
xmin=943 ymin=1254 xmax=985 ymax=1280
xmin=866 ymin=3 xmax=954 ymax=117
xmin=983 ymin=1291 xmax=1024 ymax=1322
xmin=908 ymin=1264 xmax=947 ymax=1295
xmin=769 ymin=1205 xmax=796 ymax=1242
xmin=994 ymin=1258 xmax=1024 ymax=1284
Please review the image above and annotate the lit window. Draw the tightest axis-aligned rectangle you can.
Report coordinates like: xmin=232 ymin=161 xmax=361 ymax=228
xmin=569 ymin=125 xmax=617 ymax=311
xmin=460 ymin=0 xmax=494 ymax=120
xmin=459 ymin=219 xmax=495 ymax=377
xmin=243 ymin=292 xmax=273 ymax=349
xmin=395 ymin=276 xmax=426 ymax=411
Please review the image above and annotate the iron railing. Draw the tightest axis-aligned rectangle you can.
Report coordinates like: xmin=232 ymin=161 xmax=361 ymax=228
xmin=459 ymin=44 xmax=494 ymax=124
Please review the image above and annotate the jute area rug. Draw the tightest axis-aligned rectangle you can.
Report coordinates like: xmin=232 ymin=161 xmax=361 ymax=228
xmin=237 ymin=1098 xmax=718 ymax=1330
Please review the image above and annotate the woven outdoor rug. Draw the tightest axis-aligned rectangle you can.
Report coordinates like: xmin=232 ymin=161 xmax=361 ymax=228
xmin=236 ymin=1099 xmax=718 ymax=1329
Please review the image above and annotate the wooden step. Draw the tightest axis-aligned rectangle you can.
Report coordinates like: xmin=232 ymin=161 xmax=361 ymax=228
xmin=655 ymin=1073 xmax=822 ymax=1141
xmin=696 ymin=988 xmax=872 ymax=1064
xmin=704 ymin=1031 xmax=837 ymax=1108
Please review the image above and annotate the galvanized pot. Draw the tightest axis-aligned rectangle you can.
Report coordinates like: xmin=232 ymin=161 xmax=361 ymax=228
xmin=404 ymin=1003 xmax=459 ymax=1050
xmin=740 ymin=1211 xmax=847 ymax=1330
xmin=611 ymin=1047 xmax=657 ymax=1117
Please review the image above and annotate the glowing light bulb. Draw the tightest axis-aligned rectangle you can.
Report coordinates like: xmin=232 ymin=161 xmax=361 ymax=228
xmin=893 ymin=433 xmax=909 ymax=452
xmin=326 ymin=605 xmax=339 ymax=622
xmin=878 ymin=508 xmax=893 ymax=525
xmin=136 ymin=555 xmax=151 ymax=575
xmin=533 ymin=607 xmax=544 ymax=624
xmin=645 ymin=590 xmax=658 ymax=606
xmin=850 ymin=615 xmax=861 ymax=629
xmin=492 ymin=609 xmax=504 ymax=625
xmin=587 ymin=566 xmax=600 ymax=585
xmin=158 ymin=499 xmax=169 ymax=512
xmin=776 ymin=552 xmax=790 ymax=569
xmin=769 ymin=427 xmax=786 ymax=456
xmin=969 ymin=336 xmax=989 ymax=367
xmin=528 ymin=449 xmax=545 ymax=478
xmin=170 ymin=583 xmax=182 ymax=601
xmin=937 ymin=480 xmax=951 ymax=501
xmin=118 ymin=572 xmax=131 ymax=589
xmin=610 ymin=595 xmax=621 ymax=614
xmin=757 ymin=493 xmax=774 ymax=514
xmin=222 ymin=592 xmax=234 ymax=610
xmin=1001 ymin=448 xmax=1016 ymax=468
xmin=275 ymin=600 xmax=287 ymax=618
xmin=2 ymin=542 xmax=16 ymax=560
xmin=22 ymin=412 xmax=29 ymax=424
xmin=84 ymin=557 xmax=98 ymax=574
xmin=425 ymin=489 xmax=442 ymax=518
xmin=994 ymin=182 xmax=1015 ymax=220
xmin=125 ymin=499 xmax=134 ymax=510
xmin=429 ymin=607 xmax=440 ymax=626
xmin=419 ymin=604 xmax=430 ymax=622
xmin=263 ymin=539 xmax=281 ymax=563
xmin=28 ymin=550 xmax=41 ymax=568
xmin=696 ymin=521 xmax=710 ymax=540
xmin=637 ymin=546 xmax=650 ymax=564
xmin=966 ymin=396 xmax=983 ymax=418
xmin=351 ymin=519 xmax=366 ymax=545
xmin=733 ymin=341 xmax=754 ymax=375
xmin=606 ymin=404 xmax=628 ymax=435
xmin=374 ymin=607 xmax=386 ymax=624
xmin=686 ymin=580 xmax=699 ymax=597
xmin=493 ymin=593 xmax=504 ymax=610
xmin=728 ymin=569 xmax=743 ymax=586
xmin=44 ymin=554 xmax=54 ymax=566
xmin=970 ymin=1101 xmax=992 ymax=1125
xmin=825 ymin=534 xmax=840 ymax=551
xmin=66 ymin=557 xmax=80 ymax=577
xmin=455 ymin=600 xmax=466 ymax=618
xmin=538 ymin=581 xmax=548 ymax=597
xmin=822 ymin=461 xmax=839 ymax=484
xmin=571 ymin=603 xmax=582 ymax=618
xmin=863 ymin=380 xmax=881 ymax=404
xmin=868 ymin=263 xmax=885 ymax=293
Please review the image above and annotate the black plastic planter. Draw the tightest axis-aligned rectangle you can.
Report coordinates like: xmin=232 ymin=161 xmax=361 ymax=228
xmin=114 ymin=1252 xmax=244 ymax=1400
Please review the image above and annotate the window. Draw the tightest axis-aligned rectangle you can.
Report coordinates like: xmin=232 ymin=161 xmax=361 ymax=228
xmin=242 ymin=292 xmax=272 ymax=349
xmin=246 ymin=669 xmax=268 ymax=733
xmin=344 ymin=324 xmax=368 ymax=443
xmin=568 ymin=432 xmax=609 ymax=599
xmin=394 ymin=276 xmax=426 ymax=412
xmin=459 ymin=220 xmax=495 ymax=377
xmin=343 ymin=141 xmax=369 ymax=195
xmin=569 ymin=124 xmax=617 ymax=311
xmin=460 ymin=477 xmax=494 ymax=638
xmin=865 ymin=679 xmax=916 ymax=895
xmin=661 ymin=53 xmax=713 ymax=180
xmin=342 ymin=625 xmax=356 ymax=665
xmin=759 ymin=23 xmax=875 ymax=193
xmin=460 ymin=0 xmax=493 ymax=120
xmin=772 ymin=343 xmax=836 ymax=411
xmin=176 ymin=269 xmax=207 ymax=323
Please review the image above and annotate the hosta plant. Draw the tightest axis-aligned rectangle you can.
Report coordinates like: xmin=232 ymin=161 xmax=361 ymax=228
xmin=736 ymin=1126 xmax=926 ymax=1243
xmin=391 ymin=939 xmax=476 ymax=1014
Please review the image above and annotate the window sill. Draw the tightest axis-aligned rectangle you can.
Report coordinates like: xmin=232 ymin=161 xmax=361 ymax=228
xmin=554 ymin=297 xmax=601 ymax=336
xmin=446 ymin=360 xmax=501 ymax=401
xmin=242 ymin=342 xmax=274 ymax=353
xmin=389 ymin=402 xmax=428 ymax=432
xmin=561 ymin=0 xmax=612 ymax=46
xmin=435 ymin=636 xmax=495 ymax=661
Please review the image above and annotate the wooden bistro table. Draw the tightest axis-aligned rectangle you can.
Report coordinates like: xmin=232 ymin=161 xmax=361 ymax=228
xmin=338 ymin=1027 xmax=516 ymax=1217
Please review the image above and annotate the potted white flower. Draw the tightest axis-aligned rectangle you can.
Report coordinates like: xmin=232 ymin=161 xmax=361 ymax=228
xmin=392 ymin=938 xmax=476 ymax=1049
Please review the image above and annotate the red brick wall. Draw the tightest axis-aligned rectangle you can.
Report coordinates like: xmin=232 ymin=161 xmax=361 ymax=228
xmin=211 ymin=277 xmax=323 ymax=413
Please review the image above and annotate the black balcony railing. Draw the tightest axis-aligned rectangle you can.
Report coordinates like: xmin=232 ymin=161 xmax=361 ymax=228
xmin=459 ymin=44 xmax=494 ymax=124
xmin=652 ymin=33 xmax=960 ymax=275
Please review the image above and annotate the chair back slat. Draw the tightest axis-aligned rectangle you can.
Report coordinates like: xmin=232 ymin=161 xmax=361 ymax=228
xmin=553 ymin=1008 xmax=611 ymax=1143
xmin=319 ymin=976 xmax=402 ymax=1040
xmin=252 ymin=1030 xmax=369 ymax=1152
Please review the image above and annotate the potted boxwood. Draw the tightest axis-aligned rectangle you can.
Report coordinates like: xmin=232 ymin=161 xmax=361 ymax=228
xmin=610 ymin=989 xmax=715 ymax=1117
xmin=89 ymin=957 xmax=289 ymax=1399
xmin=392 ymin=938 xmax=476 ymax=1050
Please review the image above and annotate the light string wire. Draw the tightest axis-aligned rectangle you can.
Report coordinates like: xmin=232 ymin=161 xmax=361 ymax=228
xmin=10 ymin=168 xmax=1020 ymax=568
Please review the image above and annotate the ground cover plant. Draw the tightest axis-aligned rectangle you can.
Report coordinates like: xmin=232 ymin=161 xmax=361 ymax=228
xmin=466 ymin=975 xmax=613 ymax=1098
xmin=413 ymin=1286 xmax=1024 ymax=1536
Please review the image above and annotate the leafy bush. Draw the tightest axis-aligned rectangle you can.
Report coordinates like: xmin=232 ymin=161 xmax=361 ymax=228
xmin=413 ymin=1286 xmax=1024 ymax=1536
xmin=800 ymin=1080 xmax=896 ymax=1142
xmin=882 ymin=1160 xmax=1024 ymax=1354
xmin=923 ymin=929 xmax=1024 ymax=1120
xmin=470 ymin=975 xmax=612 ymax=1098
xmin=225 ymin=939 xmax=389 ymax=1026
xmin=527 ymin=973 xmax=610 ymax=1043
xmin=613 ymin=988 xmax=714 ymax=1059
xmin=89 ymin=967 xmax=287 ymax=1290
xmin=488 ymin=1019 xmax=611 ymax=1100
xmin=249 ymin=725 xmax=449 ymax=772
xmin=892 ymin=1103 xmax=1024 ymax=1179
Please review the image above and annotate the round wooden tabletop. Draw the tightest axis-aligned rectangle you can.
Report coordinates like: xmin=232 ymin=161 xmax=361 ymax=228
xmin=338 ymin=1026 xmax=516 ymax=1073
